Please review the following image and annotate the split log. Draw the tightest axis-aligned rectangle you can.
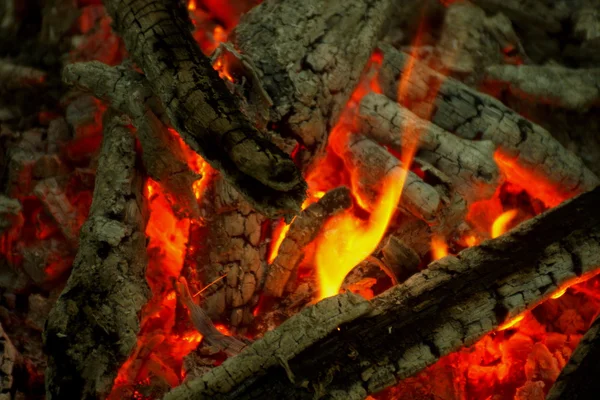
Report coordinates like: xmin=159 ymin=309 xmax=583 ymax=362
xmin=163 ymin=186 xmax=600 ymax=400
xmin=44 ymin=111 xmax=149 ymax=400
xmin=376 ymin=43 xmax=600 ymax=205
xmin=334 ymin=132 xmax=441 ymax=223
xmin=102 ymin=0 xmax=307 ymax=219
xmin=546 ymin=313 xmax=600 ymax=400
xmin=63 ymin=61 xmax=201 ymax=218
xmin=483 ymin=64 xmax=600 ymax=111
xmin=231 ymin=0 xmax=393 ymax=166
xmin=264 ymin=186 xmax=353 ymax=297
xmin=358 ymin=93 xmax=502 ymax=205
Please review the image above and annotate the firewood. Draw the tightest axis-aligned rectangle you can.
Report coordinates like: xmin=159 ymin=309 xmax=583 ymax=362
xmin=571 ymin=0 xmax=600 ymax=42
xmin=63 ymin=61 xmax=201 ymax=218
xmin=0 ymin=195 xmax=21 ymax=234
xmin=231 ymin=0 xmax=394 ymax=166
xmin=102 ymin=0 xmax=307 ymax=219
xmin=358 ymin=93 xmax=502 ymax=205
xmin=483 ymin=64 xmax=600 ymax=111
xmin=376 ymin=44 xmax=600 ymax=205
xmin=335 ymin=133 xmax=441 ymax=223
xmin=0 ymin=322 xmax=18 ymax=399
xmin=264 ymin=186 xmax=353 ymax=297
xmin=546 ymin=313 xmax=600 ymax=400
xmin=44 ymin=111 xmax=149 ymax=400
xmin=163 ymin=186 xmax=600 ymax=400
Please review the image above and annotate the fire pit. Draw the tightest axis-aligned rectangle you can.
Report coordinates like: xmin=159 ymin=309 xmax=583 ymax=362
xmin=1 ymin=0 xmax=600 ymax=399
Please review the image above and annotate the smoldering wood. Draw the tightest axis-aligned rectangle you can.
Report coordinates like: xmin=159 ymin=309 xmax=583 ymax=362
xmin=377 ymin=44 xmax=600 ymax=202
xmin=0 ymin=195 xmax=21 ymax=234
xmin=483 ymin=64 xmax=600 ymax=111
xmin=175 ymin=277 xmax=247 ymax=357
xmin=33 ymin=177 xmax=81 ymax=245
xmin=231 ymin=0 xmax=394 ymax=167
xmin=102 ymin=0 xmax=307 ymax=219
xmin=264 ymin=186 xmax=353 ymax=297
xmin=193 ymin=175 xmax=268 ymax=331
xmin=334 ymin=132 xmax=441 ymax=223
xmin=572 ymin=0 xmax=600 ymax=41
xmin=358 ymin=93 xmax=503 ymax=205
xmin=546 ymin=313 xmax=600 ymax=400
xmin=63 ymin=61 xmax=201 ymax=218
xmin=44 ymin=112 xmax=149 ymax=400
xmin=380 ymin=235 xmax=421 ymax=283
xmin=162 ymin=186 xmax=600 ymax=400
xmin=0 ymin=322 xmax=18 ymax=399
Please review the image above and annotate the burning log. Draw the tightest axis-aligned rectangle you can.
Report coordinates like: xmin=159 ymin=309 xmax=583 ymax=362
xmin=334 ymin=133 xmax=441 ymax=223
xmin=377 ymin=43 xmax=600 ymax=206
xmin=62 ymin=61 xmax=202 ymax=218
xmin=163 ymin=186 xmax=600 ymax=400
xmin=483 ymin=64 xmax=600 ymax=111
xmin=44 ymin=111 xmax=149 ymax=400
xmin=231 ymin=0 xmax=394 ymax=166
xmin=264 ymin=186 xmax=353 ymax=297
xmin=546 ymin=313 xmax=600 ymax=400
xmin=358 ymin=93 xmax=502 ymax=205
xmin=102 ymin=0 xmax=307 ymax=218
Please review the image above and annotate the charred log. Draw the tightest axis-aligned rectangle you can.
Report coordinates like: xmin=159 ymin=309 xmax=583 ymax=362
xmin=163 ymin=186 xmax=600 ymax=400
xmin=264 ymin=186 xmax=353 ymax=297
xmin=44 ymin=111 xmax=149 ymax=400
xmin=102 ymin=0 xmax=306 ymax=219
xmin=231 ymin=0 xmax=394 ymax=166
xmin=546 ymin=313 xmax=600 ymax=400
xmin=377 ymin=44 xmax=600 ymax=205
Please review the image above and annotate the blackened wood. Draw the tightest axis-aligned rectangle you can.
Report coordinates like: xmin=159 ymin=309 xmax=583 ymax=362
xmin=44 ymin=111 xmax=149 ymax=400
xmin=163 ymin=187 xmax=600 ymax=400
xmin=102 ymin=0 xmax=306 ymax=219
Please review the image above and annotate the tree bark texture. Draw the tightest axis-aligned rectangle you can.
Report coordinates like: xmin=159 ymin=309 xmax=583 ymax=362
xmin=44 ymin=112 xmax=149 ymax=400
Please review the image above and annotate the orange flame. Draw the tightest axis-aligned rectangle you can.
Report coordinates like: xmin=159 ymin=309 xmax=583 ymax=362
xmin=431 ymin=235 xmax=449 ymax=260
xmin=498 ymin=314 xmax=524 ymax=331
xmin=491 ymin=209 xmax=518 ymax=238
xmin=268 ymin=220 xmax=291 ymax=264
xmin=187 ymin=0 xmax=196 ymax=11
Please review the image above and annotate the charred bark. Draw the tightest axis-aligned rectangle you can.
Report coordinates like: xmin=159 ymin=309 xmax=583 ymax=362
xmin=546 ymin=314 xmax=600 ymax=400
xmin=377 ymin=44 xmax=600 ymax=205
xmin=163 ymin=186 xmax=600 ymax=400
xmin=102 ymin=0 xmax=306 ymax=219
xmin=44 ymin=112 xmax=149 ymax=400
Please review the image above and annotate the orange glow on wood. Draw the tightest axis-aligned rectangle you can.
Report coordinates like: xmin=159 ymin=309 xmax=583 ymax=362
xmin=491 ymin=209 xmax=518 ymax=238
xmin=498 ymin=314 xmax=524 ymax=331
xmin=431 ymin=235 xmax=449 ymax=260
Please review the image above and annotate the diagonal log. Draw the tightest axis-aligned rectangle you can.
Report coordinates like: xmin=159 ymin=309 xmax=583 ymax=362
xmin=546 ymin=313 xmax=600 ymax=400
xmin=163 ymin=186 xmax=600 ymax=400
xmin=44 ymin=111 xmax=149 ymax=400
xmin=102 ymin=0 xmax=306 ymax=219
xmin=376 ymin=43 xmax=600 ymax=206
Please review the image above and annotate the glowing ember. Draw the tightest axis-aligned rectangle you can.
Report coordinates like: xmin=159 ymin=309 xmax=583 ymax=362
xmin=268 ymin=219 xmax=291 ymax=264
xmin=431 ymin=235 xmax=449 ymax=260
xmin=187 ymin=0 xmax=196 ymax=11
xmin=498 ymin=314 xmax=525 ymax=331
xmin=491 ymin=209 xmax=518 ymax=238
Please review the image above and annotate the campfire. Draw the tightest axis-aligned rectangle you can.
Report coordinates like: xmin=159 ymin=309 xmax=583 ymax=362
xmin=1 ymin=0 xmax=600 ymax=399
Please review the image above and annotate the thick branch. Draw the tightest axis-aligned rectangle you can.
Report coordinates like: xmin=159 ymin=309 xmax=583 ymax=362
xmin=163 ymin=186 xmax=600 ymax=400
xmin=546 ymin=313 xmax=600 ymax=400
xmin=377 ymin=44 xmax=600 ymax=205
xmin=102 ymin=0 xmax=306 ymax=218
xmin=44 ymin=112 xmax=149 ymax=400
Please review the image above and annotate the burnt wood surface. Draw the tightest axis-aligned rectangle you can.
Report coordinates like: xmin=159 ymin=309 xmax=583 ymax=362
xmin=44 ymin=112 xmax=149 ymax=400
xmin=102 ymin=0 xmax=306 ymax=219
xmin=163 ymin=187 xmax=600 ymax=400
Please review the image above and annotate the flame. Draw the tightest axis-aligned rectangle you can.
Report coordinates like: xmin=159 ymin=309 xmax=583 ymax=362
xmin=498 ymin=314 xmax=525 ymax=331
xmin=431 ymin=235 xmax=449 ymax=260
xmin=268 ymin=220 xmax=291 ymax=264
xmin=491 ymin=209 xmax=518 ymax=238
xmin=187 ymin=0 xmax=196 ymax=11
xmin=315 ymin=168 xmax=404 ymax=300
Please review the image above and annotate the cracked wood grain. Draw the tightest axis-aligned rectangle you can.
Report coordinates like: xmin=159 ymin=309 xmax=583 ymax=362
xmin=377 ymin=44 xmax=600 ymax=205
xmin=44 ymin=111 xmax=149 ymax=400
xmin=547 ymin=312 xmax=600 ymax=400
xmin=264 ymin=186 xmax=353 ymax=297
xmin=358 ymin=93 xmax=503 ymax=206
xmin=102 ymin=0 xmax=306 ymax=219
xmin=231 ymin=0 xmax=393 ymax=167
xmin=162 ymin=186 xmax=600 ymax=400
